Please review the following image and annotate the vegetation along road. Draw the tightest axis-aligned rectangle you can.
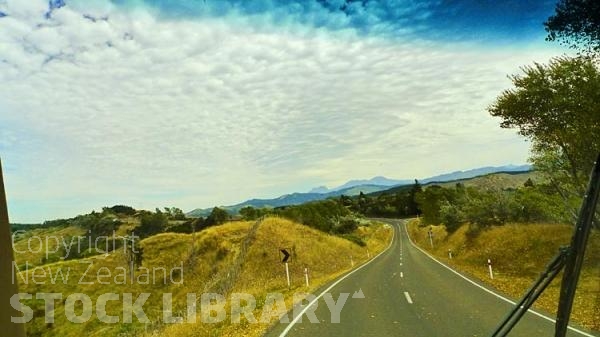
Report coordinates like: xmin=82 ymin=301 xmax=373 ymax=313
xmin=265 ymin=219 xmax=598 ymax=337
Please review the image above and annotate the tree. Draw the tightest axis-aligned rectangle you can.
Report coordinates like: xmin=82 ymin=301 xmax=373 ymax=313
xmin=524 ymin=178 xmax=535 ymax=188
xmin=407 ymin=179 xmax=422 ymax=215
xmin=357 ymin=191 xmax=368 ymax=214
xmin=415 ymin=185 xmax=450 ymax=225
xmin=515 ymin=186 xmax=571 ymax=223
xmin=106 ymin=205 xmax=136 ymax=216
xmin=276 ymin=199 xmax=351 ymax=233
xmin=488 ymin=56 xmax=600 ymax=221
xmin=461 ymin=189 xmax=520 ymax=227
xmin=331 ymin=215 xmax=359 ymax=234
xmin=204 ymin=207 xmax=229 ymax=227
xmin=545 ymin=0 xmax=600 ymax=55
xmin=166 ymin=207 xmax=186 ymax=220
xmin=239 ymin=206 xmax=258 ymax=220
xmin=138 ymin=212 xmax=168 ymax=238
xmin=439 ymin=201 xmax=464 ymax=233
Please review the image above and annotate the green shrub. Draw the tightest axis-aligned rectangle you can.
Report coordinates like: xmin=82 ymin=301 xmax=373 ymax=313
xmin=341 ymin=234 xmax=366 ymax=247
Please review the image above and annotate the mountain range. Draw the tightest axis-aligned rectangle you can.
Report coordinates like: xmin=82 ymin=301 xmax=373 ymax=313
xmin=187 ymin=164 xmax=531 ymax=217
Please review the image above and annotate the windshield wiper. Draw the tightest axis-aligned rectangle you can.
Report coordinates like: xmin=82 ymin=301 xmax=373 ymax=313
xmin=491 ymin=152 xmax=600 ymax=337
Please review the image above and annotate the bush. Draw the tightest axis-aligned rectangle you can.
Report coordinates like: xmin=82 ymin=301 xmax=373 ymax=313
xmin=276 ymin=199 xmax=351 ymax=233
xmin=341 ymin=234 xmax=366 ymax=247
xmin=138 ymin=212 xmax=168 ymax=238
xmin=204 ymin=207 xmax=229 ymax=227
xmin=439 ymin=202 xmax=464 ymax=233
xmin=331 ymin=216 xmax=359 ymax=234
xmin=166 ymin=219 xmax=204 ymax=234
xmin=105 ymin=205 xmax=136 ymax=216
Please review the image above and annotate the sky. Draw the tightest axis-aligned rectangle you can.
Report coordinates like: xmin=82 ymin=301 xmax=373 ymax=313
xmin=0 ymin=0 xmax=567 ymax=223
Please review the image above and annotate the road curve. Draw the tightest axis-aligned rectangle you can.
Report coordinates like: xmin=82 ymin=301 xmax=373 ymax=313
xmin=264 ymin=219 xmax=598 ymax=337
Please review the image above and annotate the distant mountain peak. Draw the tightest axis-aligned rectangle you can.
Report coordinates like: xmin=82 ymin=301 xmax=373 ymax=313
xmin=323 ymin=176 xmax=411 ymax=193
xmin=309 ymin=185 xmax=330 ymax=194
xmin=187 ymin=164 xmax=533 ymax=218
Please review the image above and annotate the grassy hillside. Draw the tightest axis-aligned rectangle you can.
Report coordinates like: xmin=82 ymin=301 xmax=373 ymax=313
xmin=433 ymin=171 xmax=540 ymax=190
xmin=408 ymin=220 xmax=600 ymax=331
xmin=187 ymin=170 xmax=535 ymax=218
xmin=369 ymin=171 xmax=536 ymax=197
xmin=13 ymin=217 xmax=392 ymax=337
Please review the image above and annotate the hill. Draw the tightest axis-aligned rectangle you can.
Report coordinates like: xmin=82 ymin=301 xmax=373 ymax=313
xmin=420 ymin=164 xmax=531 ymax=184
xmin=187 ymin=165 xmax=532 ymax=217
xmin=187 ymin=184 xmax=393 ymax=217
xmin=310 ymin=165 xmax=531 ymax=193
xmin=13 ymin=217 xmax=392 ymax=337
xmin=408 ymin=220 xmax=600 ymax=331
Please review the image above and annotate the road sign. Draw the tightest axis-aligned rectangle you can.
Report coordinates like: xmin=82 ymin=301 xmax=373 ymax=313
xmin=280 ymin=249 xmax=290 ymax=263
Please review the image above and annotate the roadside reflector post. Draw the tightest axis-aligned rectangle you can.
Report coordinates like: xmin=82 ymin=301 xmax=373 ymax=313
xmin=285 ymin=263 xmax=290 ymax=288
xmin=0 ymin=159 xmax=27 ymax=337
xmin=448 ymin=249 xmax=453 ymax=259
xmin=428 ymin=227 xmax=434 ymax=249
xmin=304 ymin=267 xmax=309 ymax=287
xmin=350 ymin=255 xmax=354 ymax=267
xmin=488 ymin=259 xmax=494 ymax=280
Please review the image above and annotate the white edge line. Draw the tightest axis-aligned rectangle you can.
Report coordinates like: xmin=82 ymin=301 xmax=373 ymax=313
xmin=278 ymin=223 xmax=396 ymax=337
xmin=404 ymin=291 xmax=413 ymax=304
xmin=402 ymin=222 xmax=597 ymax=337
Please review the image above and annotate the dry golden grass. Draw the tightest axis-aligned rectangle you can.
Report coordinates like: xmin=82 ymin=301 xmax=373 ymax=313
xmin=14 ymin=217 xmax=392 ymax=337
xmin=157 ymin=217 xmax=392 ymax=337
xmin=408 ymin=219 xmax=600 ymax=332
xmin=13 ymin=226 xmax=86 ymax=267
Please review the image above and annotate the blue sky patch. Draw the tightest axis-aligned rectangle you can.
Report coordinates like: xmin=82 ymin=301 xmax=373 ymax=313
xmin=102 ymin=0 xmax=557 ymax=43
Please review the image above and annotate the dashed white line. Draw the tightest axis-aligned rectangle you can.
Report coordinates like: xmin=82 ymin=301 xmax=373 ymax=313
xmin=400 ymin=272 xmax=404 ymax=278
xmin=404 ymin=292 xmax=413 ymax=304
xmin=277 ymin=220 xmax=396 ymax=337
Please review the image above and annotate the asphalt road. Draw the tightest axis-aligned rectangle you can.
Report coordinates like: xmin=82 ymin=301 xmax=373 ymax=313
xmin=264 ymin=219 xmax=598 ymax=337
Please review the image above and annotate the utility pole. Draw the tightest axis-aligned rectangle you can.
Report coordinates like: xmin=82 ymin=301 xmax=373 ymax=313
xmin=0 ymin=159 xmax=27 ymax=337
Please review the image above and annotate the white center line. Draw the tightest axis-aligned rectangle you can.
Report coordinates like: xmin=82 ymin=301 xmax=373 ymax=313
xmin=400 ymin=272 xmax=404 ymax=278
xmin=277 ymin=219 xmax=397 ymax=337
xmin=404 ymin=292 xmax=413 ymax=304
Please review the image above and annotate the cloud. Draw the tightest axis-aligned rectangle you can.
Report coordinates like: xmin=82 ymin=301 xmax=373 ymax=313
xmin=0 ymin=1 xmax=563 ymax=222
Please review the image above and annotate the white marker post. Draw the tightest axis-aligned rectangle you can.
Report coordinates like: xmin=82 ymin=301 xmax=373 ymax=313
xmin=448 ymin=249 xmax=453 ymax=259
xmin=304 ymin=267 xmax=309 ymax=287
xmin=488 ymin=259 xmax=494 ymax=279
xmin=285 ymin=262 xmax=291 ymax=288
xmin=350 ymin=255 xmax=354 ymax=267
xmin=428 ymin=229 xmax=434 ymax=249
